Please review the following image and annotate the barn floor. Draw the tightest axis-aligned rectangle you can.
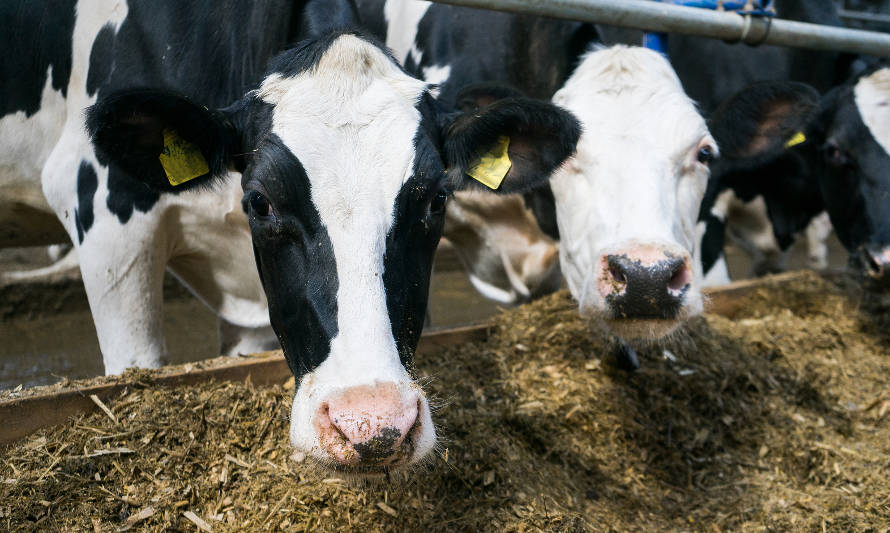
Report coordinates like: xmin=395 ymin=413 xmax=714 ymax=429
xmin=2 ymin=271 xmax=888 ymax=532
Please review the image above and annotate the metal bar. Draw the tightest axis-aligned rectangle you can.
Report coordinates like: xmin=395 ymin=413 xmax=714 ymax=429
xmin=427 ymin=0 xmax=890 ymax=57
xmin=838 ymin=9 xmax=890 ymax=26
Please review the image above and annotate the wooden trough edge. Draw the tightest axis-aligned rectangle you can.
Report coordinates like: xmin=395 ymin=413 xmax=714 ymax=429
xmin=0 ymin=324 xmax=490 ymax=445
xmin=0 ymin=270 xmax=826 ymax=445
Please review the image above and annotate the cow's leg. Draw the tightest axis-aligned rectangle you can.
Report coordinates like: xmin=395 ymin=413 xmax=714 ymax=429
xmin=43 ymin=141 xmax=170 ymax=374
xmin=77 ymin=217 xmax=170 ymax=374
xmin=805 ymin=211 xmax=832 ymax=270
xmin=218 ymin=318 xmax=278 ymax=356
xmin=1 ymin=245 xmax=78 ymax=283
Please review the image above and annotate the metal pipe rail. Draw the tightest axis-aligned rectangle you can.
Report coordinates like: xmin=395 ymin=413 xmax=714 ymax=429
xmin=427 ymin=0 xmax=890 ymax=57
xmin=838 ymin=9 xmax=890 ymax=27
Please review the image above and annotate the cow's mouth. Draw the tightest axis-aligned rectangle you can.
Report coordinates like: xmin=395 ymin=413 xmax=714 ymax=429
xmin=602 ymin=317 xmax=683 ymax=341
xmin=311 ymin=398 xmax=426 ymax=475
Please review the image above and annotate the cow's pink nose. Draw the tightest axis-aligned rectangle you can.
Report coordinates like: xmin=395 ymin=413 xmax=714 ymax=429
xmin=315 ymin=383 xmax=420 ymax=466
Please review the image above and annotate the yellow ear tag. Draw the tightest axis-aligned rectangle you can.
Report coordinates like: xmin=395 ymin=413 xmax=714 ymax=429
xmin=158 ymin=128 xmax=210 ymax=186
xmin=467 ymin=135 xmax=512 ymax=190
xmin=784 ymin=131 xmax=807 ymax=149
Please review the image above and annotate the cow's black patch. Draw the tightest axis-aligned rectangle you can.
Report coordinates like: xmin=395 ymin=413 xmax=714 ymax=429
xmin=106 ymin=165 xmax=159 ymax=225
xmin=384 ymin=95 xmax=448 ymax=366
xmin=74 ymin=161 xmax=99 ymax=244
xmin=86 ymin=24 xmax=116 ymax=97
xmin=699 ymin=213 xmax=726 ymax=274
xmin=524 ymin=184 xmax=560 ymax=240
xmin=666 ymin=0 xmax=849 ymax=113
xmin=395 ymin=2 xmax=598 ymax=106
xmin=242 ymin=134 xmax=338 ymax=379
xmin=0 ymin=0 xmax=76 ymax=117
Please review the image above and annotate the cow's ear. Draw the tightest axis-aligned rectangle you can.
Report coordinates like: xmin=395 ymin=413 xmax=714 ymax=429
xmin=86 ymin=89 xmax=245 ymax=193
xmin=709 ymin=81 xmax=820 ymax=163
xmin=443 ymin=98 xmax=582 ymax=195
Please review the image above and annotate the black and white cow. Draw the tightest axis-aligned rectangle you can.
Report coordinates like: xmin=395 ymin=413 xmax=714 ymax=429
xmin=2 ymin=0 xmax=569 ymax=374
xmin=1 ymin=0 xmax=370 ymax=373
xmin=816 ymin=64 xmax=890 ymax=282
xmin=87 ymin=30 xmax=580 ymax=469
xmin=703 ymin=65 xmax=890 ymax=284
xmin=700 ymin=63 xmax=890 ymax=286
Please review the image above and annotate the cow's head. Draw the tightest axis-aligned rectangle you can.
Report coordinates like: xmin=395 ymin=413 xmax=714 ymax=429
xmin=813 ymin=66 xmax=890 ymax=286
xmin=86 ymin=32 xmax=580 ymax=473
xmin=546 ymin=46 xmax=711 ymax=339
xmin=698 ymin=81 xmax=823 ymax=281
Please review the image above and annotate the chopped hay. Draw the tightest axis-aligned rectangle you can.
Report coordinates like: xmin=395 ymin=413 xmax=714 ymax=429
xmin=3 ymin=272 xmax=890 ymax=531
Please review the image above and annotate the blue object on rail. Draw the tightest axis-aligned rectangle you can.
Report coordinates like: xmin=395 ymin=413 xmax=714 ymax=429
xmin=642 ymin=0 xmax=776 ymax=55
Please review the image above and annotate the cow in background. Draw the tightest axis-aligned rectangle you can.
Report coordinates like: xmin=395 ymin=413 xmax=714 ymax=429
xmin=602 ymin=0 xmax=889 ymax=282
xmin=357 ymin=0 xmax=812 ymax=340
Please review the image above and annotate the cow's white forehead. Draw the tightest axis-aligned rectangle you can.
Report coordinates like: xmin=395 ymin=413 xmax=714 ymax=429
xmin=257 ymin=34 xmax=429 ymax=236
xmin=554 ymin=45 xmax=710 ymax=152
xmin=854 ymin=67 xmax=890 ymax=155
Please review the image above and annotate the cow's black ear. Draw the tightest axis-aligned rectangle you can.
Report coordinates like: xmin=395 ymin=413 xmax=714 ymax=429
xmin=443 ymin=97 xmax=581 ymax=195
xmin=86 ymin=89 xmax=244 ymax=193
xmin=709 ymin=81 xmax=820 ymax=164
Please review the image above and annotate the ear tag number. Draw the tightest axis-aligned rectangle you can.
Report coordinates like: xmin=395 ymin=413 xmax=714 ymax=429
xmin=467 ymin=136 xmax=512 ymax=190
xmin=159 ymin=129 xmax=210 ymax=186
xmin=784 ymin=131 xmax=807 ymax=149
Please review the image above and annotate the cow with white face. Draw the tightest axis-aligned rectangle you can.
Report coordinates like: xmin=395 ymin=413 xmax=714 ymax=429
xmin=87 ymin=31 xmax=580 ymax=471
xmin=546 ymin=46 xmax=711 ymax=339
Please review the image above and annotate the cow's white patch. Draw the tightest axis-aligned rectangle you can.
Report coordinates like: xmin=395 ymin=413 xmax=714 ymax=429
xmin=422 ymin=64 xmax=451 ymax=87
xmin=468 ymin=273 xmax=519 ymax=304
xmin=804 ymin=211 xmax=832 ymax=270
xmin=854 ymin=67 xmax=890 ymax=155
xmin=0 ymin=67 xmax=67 ymax=220
xmin=383 ymin=0 xmax=431 ymax=64
xmin=701 ymin=253 xmax=731 ymax=287
xmin=258 ymin=35 xmax=435 ymax=463
xmin=549 ymin=46 xmax=710 ymax=324
xmin=725 ymin=194 xmax=783 ymax=270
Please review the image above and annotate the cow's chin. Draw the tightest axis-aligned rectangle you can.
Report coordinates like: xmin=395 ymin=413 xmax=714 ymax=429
xmin=601 ymin=318 xmax=683 ymax=340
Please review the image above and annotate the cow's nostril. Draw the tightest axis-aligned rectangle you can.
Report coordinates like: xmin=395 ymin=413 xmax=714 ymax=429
xmin=668 ymin=262 xmax=691 ymax=292
xmin=609 ymin=265 xmax=627 ymax=284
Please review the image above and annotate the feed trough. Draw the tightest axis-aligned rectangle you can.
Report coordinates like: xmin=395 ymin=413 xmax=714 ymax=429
xmin=2 ymin=271 xmax=888 ymax=531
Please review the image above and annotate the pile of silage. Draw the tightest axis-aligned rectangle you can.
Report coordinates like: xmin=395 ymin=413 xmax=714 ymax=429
xmin=2 ymin=271 xmax=890 ymax=532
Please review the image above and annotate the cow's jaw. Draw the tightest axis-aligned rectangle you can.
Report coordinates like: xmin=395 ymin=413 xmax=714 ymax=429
xmin=550 ymin=46 xmax=709 ymax=340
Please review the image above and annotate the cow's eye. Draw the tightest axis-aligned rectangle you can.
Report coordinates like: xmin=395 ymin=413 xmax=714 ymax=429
xmin=430 ymin=189 xmax=448 ymax=215
xmin=697 ymin=145 xmax=715 ymax=165
xmin=824 ymin=143 xmax=849 ymax=167
xmin=243 ymin=190 xmax=272 ymax=218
